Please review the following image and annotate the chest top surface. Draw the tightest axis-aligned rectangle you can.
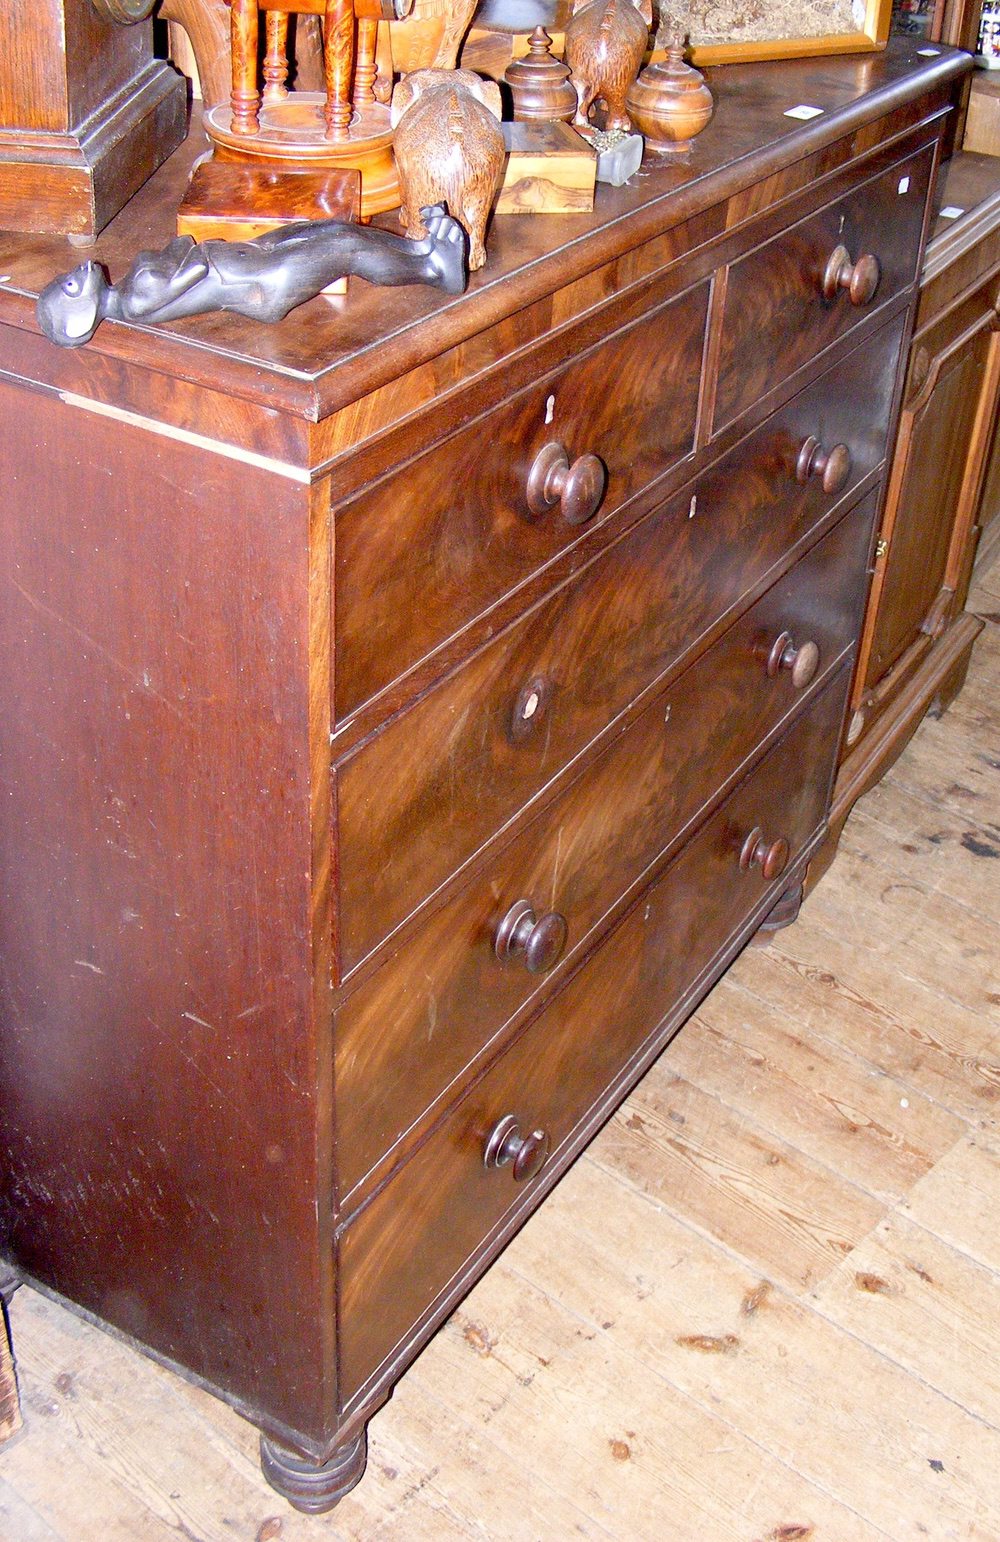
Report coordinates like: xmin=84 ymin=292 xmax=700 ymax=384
xmin=0 ymin=40 xmax=970 ymax=429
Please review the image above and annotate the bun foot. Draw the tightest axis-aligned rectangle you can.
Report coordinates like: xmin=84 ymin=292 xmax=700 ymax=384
xmin=751 ymin=881 xmax=803 ymax=945
xmin=260 ymin=1427 xmax=367 ymax=1513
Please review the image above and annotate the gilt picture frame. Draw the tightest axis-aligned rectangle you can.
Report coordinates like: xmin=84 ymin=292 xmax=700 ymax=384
xmin=684 ymin=0 xmax=892 ymax=65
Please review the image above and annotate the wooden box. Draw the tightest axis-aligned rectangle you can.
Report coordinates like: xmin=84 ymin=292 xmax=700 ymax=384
xmin=495 ymin=121 xmax=596 ymax=214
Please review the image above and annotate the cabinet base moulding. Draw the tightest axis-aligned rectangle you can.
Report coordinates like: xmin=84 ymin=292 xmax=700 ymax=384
xmin=806 ymin=610 xmax=984 ymax=893
xmin=0 ymin=63 xmax=187 ymax=240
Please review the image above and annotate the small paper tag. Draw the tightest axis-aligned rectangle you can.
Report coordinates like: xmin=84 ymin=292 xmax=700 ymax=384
xmin=939 ymin=205 xmax=965 ymax=220
xmin=898 ymin=176 xmax=910 ymax=194
xmin=784 ymin=104 xmax=824 ymax=120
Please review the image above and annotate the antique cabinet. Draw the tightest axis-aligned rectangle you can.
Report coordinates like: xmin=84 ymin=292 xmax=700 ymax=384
xmin=0 ymin=0 xmax=187 ymax=240
xmin=0 ymin=42 xmax=969 ymax=1512
xmin=812 ymin=147 xmax=999 ymax=879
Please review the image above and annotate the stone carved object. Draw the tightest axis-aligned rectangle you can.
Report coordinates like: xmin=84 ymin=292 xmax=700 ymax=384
xmin=391 ymin=69 xmax=505 ymax=270
xmin=564 ymin=0 xmax=653 ymax=134
xmin=626 ymin=21 xmax=714 ymax=154
xmin=35 ymin=207 xmax=467 ymax=349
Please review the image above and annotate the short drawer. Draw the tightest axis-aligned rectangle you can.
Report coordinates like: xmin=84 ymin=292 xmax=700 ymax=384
xmin=335 ymin=315 xmax=903 ymax=973
xmin=715 ymin=141 xmax=934 ymax=429
xmin=333 ymin=278 xmax=710 ymax=721
xmin=334 ymin=495 xmax=875 ymax=1197
xmin=336 ymin=664 xmax=850 ymax=1408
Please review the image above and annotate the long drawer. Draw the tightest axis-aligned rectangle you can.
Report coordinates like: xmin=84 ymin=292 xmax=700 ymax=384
xmin=336 ymin=663 xmax=850 ymax=1409
xmin=715 ymin=140 xmax=934 ymax=428
xmin=332 ymin=277 xmax=710 ymax=721
xmin=335 ymin=317 xmax=903 ymax=974
xmin=333 ymin=495 xmax=875 ymax=1198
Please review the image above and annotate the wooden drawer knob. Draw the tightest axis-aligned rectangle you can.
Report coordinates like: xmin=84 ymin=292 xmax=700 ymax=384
xmin=495 ymin=898 xmax=568 ymax=974
xmin=525 ymin=441 xmax=606 ymax=525
xmin=765 ymin=631 xmax=820 ymax=690
xmin=796 ymin=436 xmax=851 ymax=495
xmin=739 ymin=827 xmax=790 ymax=881
xmin=822 ymin=245 xmax=881 ymax=306
xmin=483 ymin=1113 xmax=551 ymax=1181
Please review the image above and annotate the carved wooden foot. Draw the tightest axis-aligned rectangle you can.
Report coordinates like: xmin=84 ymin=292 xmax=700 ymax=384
xmin=260 ymin=1427 xmax=367 ymax=1513
xmin=0 ymin=1262 xmax=19 ymax=1307
xmin=0 ymin=1299 xmax=21 ymax=1444
xmin=751 ymin=882 xmax=804 ymax=944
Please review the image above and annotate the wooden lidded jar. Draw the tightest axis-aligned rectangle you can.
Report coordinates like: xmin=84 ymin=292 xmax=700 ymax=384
xmin=625 ymin=24 xmax=713 ymax=155
xmin=505 ymin=26 xmax=578 ymax=122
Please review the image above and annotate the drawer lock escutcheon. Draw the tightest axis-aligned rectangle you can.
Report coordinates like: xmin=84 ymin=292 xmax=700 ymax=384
xmin=739 ymin=827 xmax=790 ymax=881
xmin=796 ymin=435 xmax=852 ymax=495
xmin=821 ymin=244 xmax=881 ymax=306
xmin=525 ymin=441 xmax=606 ymax=525
xmin=510 ymin=675 xmax=552 ymax=742
xmin=764 ymin=631 xmax=820 ymax=690
xmin=484 ymin=1114 xmax=551 ymax=1182
xmin=495 ymin=899 xmax=568 ymax=974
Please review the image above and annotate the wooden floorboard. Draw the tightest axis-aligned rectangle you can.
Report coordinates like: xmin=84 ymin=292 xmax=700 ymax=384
xmin=2 ymin=574 xmax=998 ymax=1540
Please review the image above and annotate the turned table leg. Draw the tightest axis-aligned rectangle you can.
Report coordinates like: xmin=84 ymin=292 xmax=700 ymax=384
xmin=260 ymin=1425 xmax=368 ymax=1512
xmin=230 ymin=0 xmax=261 ymax=135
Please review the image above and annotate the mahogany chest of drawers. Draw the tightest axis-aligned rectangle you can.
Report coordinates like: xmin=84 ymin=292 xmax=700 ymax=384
xmin=0 ymin=41 xmax=970 ymax=1511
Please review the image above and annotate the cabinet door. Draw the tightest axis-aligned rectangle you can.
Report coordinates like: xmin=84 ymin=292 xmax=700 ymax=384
xmin=856 ymin=307 xmax=1000 ymax=701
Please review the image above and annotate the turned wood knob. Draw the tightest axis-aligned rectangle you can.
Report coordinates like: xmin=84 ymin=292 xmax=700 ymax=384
xmin=495 ymin=899 xmax=568 ymax=973
xmin=796 ymin=436 xmax=852 ymax=495
xmin=739 ymin=827 xmax=790 ymax=881
xmin=525 ymin=441 xmax=606 ymax=525
xmin=765 ymin=631 xmax=820 ymax=690
xmin=483 ymin=1114 xmax=551 ymax=1181
xmin=822 ymin=244 xmax=881 ymax=306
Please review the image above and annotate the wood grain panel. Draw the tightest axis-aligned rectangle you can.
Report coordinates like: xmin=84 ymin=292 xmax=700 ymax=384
xmin=334 ymin=498 xmax=876 ymax=1197
xmin=716 ymin=142 xmax=934 ymax=428
xmin=336 ymin=668 xmax=850 ymax=1406
xmin=0 ymin=382 xmax=334 ymax=1444
xmin=336 ymin=322 xmax=902 ymax=972
xmin=332 ymin=279 xmax=709 ymax=720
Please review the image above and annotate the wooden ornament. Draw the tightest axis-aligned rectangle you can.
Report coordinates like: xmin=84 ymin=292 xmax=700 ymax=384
xmin=202 ymin=0 xmax=413 ymax=219
xmin=495 ymin=121 xmax=597 ymax=213
xmin=177 ymin=160 xmax=362 ymax=293
xmin=177 ymin=160 xmax=362 ymax=241
xmin=391 ymin=69 xmax=505 ymax=270
xmin=504 ymin=26 xmax=577 ymax=123
xmin=626 ymin=24 xmax=714 ymax=155
xmin=564 ymin=0 xmax=652 ymax=134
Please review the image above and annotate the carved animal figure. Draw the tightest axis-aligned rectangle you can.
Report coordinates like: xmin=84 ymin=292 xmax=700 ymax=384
xmin=391 ymin=68 xmax=504 ymax=271
xmin=564 ymin=0 xmax=653 ymax=133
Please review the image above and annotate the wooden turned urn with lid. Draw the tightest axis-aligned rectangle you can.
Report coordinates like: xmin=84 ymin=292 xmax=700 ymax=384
xmin=626 ymin=25 xmax=714 ymax=155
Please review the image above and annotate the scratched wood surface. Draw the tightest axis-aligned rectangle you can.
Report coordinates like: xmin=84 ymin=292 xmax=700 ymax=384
xmin=0 ymin=558 xmax=998 ymax=1539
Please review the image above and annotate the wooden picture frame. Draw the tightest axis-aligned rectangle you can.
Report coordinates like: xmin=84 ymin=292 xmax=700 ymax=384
xmin=686 ymin=0 xmax=892 ymax=66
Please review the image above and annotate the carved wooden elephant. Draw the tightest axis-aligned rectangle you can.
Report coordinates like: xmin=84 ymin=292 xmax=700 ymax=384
xmin=391 ymin=69 xmax=505 ymax=271
xmin=565 ymin=0 xmax=653 ymax=134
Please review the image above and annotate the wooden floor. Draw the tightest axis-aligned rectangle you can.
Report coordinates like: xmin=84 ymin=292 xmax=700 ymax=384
xmin=3 ymin=565 xmax=1000 ymax=1542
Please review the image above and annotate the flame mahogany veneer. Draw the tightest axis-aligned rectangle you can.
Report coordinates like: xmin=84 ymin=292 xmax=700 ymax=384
xmin=0 ymin=40 xmax=971 ymax=1512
